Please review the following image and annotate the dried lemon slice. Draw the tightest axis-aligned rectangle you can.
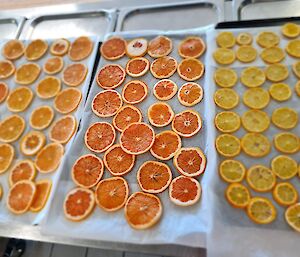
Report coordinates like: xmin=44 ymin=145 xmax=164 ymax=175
xmin=241 ymin=110 xmax=270 ymax=133
xmin=260 ymin=46 xmax=285 ymax=64
xmin=215 ymin=111 xmax=240 ymax=133
xmin=274 ymin=132 xmax=299 ymax=154
xmin=265 ymin=63 xmax=289 ymax=82
xmin=247 ymin=197 xmax=277 ymax=224
xmin=236 ymin=32 xmax=253 ymax=45
xmin=292 ymin=61 xmax=300 ymax=79
xmin=219 ymin=159 xmax=245 ymax=183
xmin=282 ymin=23 xmax=300 ymax=38
xmin=247 ymin=165 xmax=276 ymax=192
xmin=271 ymin=155 xmax=298 ymax=180
xmin=214 ymin=68 xmax=238 ymax=88
xmin=214 ymin=88 xmax=239 ymax=110
xmin=269 ymin=83 xmax=292 ymax=101
xmin=240 ymin=67 xmax=265 ymax=87
xmin=225 ymin=183 xmax=250 ymax=208
xmin=216 ymin=32 xmax=235 ymax=48
xmin=215 ymin=134 xmax=241 ymax=157
xmin=271 ymin=107 xmax=298 ymax=130
xmin=236 ymin=45 xmax=257 ymax=63
xmin=243 ymin=87 xmax=270 ymax=109
xmin=285 ymin=203 xmax=300 ymax=232
xmin=295 ymin=81 xmax=300 ymax=97
xmin=241 ymin=133 xmax=271 ymax=157
xmin=213 ymin=48 xmax=236 ymax=65
xmin=286 ymin=39 xmax=300 ymax=58
xmin=273 ymin=182 xmax=298 ymax=207
xmin=256 ymin=31 xmax=280 ymax=48
xmin=6 ymin=87 xmax=34 ymax=112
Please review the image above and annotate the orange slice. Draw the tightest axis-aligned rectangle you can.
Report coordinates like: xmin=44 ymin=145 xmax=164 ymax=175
xmin=137 ymin=161 xmax=172 ymax=193
xmin=15 ymin=63 xmax=41 ymax=85
xmin=91 ymin=90 xmax=122 ymax=118
xmin=126 ymin=38 xmax=148 ymax=58
xmin=20 ymin=131 xmax=46 ymax=156
xmin=260 ymin=46 xmax=285 ymax=64
xmin=96 ymin=64 xmax=126 ymax=89
xmin=256 ymin=31 xmax=280 ymax=48
xmin=30 ymin=106 xmax=54 ymax=130
xmin=148 ymin=36 xmax=172 ymax=58
xmin=0 ymin=60 xmax=15 ymax=79
xmin=171 ymin=110 xmax=202 ymax=137
xmin=236 ymin=32 xmax=253 ymax=45
xmin=282 ymin=23 xmax=300 ymax=38
xmin=68 ymin=36 xmax=93 ymax=61
xmin=85 ymin=122 xmax=116 ymax=153
xmin=241 ymin=133 xmax=271 ymax=158
xmin=247 ymin=197 xmax=277 ymax=224
xmin=0 ymin=143 xmax=14 ymax=174
xmin=150 ymin=130 xmax=181 ymax=160
xmin=215 ymin=134 xmax=241 ymax=157
xmin=177 ymin=58 xmax=204 ymax=81
xmin=286 ymin=39 xmax=300 ymax=58
xmin=6 ymin=86 xmax=33 ymax=112
xmin=112 ymin=105 xmax=142 ymax=132
xmin=120 ymin=122 xmax=155 ymax=155
xmin=178 ymin=36 xmax=206 ymax=58
xmin=25 ymin=39 xmax=48 ymax=61
xmin=49 ymin=115 xmax=77 ymax=144
xmin=100 ymin=37 xmax=126 ymax=60
xmin=214 ymin=68 xmax=238 ymax=88
xmin=2 ymin=40 xmax=24 ymax=60
xmin=153 ymin=79 xmax=177 ymax=100
xmin=125 ymin=57 xmax=149 ymax=77
xmin=247 ymin=165 xmax=276 ymax=192
xmin=95 ymin=177 xmax=129 ymax=212
xmin=225 ymin=183 xmax=250 ymax=209
xmin=273 ymin=182 xmax=298 ymax=207
xmin=241 ymin=66 xmax=265 ymax=87
xmin=43 ymin=56 xmax=64 ymax=75
xmin=285 ymin=203 xmax=300 ymax=232
xmin=50 ymin=38 xmax=69 ymax=56
xmin=169 ymin=176 xmax=201 ymax=206
xmin=71 ymin=154 xmax=104 ymax=188
xmin=0 ymin=115 xmax=25 ymax=143
xmin=216 ymin=31 xmax=235 ymax=48
xmin=30 ymin=179 xmax=52 ymax=212
xmin=36 ymin=76 xmax=61 ymax=99
xmin=178 ymin=82 xmax=203 ymax=106
xmin=54 ymin=88 xmax=82 ymax=114
xmin=265 ymin=63 xmax=289 ymax=82
xmin=125 ymin=192 xmax=162 ymax=229
xmin=150 ymin=56 xmax=177 ymax=79
xmin=0 ymin=82 xmax=9 ymax=103
xmin=148 ymin=102 xmax=174 ymax=127
xmin=9 ymin=160 xmax=36 ymax=186
xmin=219 ymin=159 xmax=246 ymax=183
xmin=62 ymin=63 xmax=87 ymax=87
xmin=236 ymin=45 xmax=257 ymax=63
xmin=122 ymin=80 xmax=148 ymax=104
xmin=213 ymin=48 xmax=236 ymax=65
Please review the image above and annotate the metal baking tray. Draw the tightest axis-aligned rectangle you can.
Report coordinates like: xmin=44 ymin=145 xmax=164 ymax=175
xmin=0 ymin=16 xmax=25 ymax=39
xmin=115 ymin=0 xmax=224 ymax=32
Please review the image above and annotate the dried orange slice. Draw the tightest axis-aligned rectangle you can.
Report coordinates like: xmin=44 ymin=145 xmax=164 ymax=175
xmin=274 ymin=132 xmax=300 ymax=154
xmin=272 ymin=107 xmax=298 ymax=130
xmin=236 ymin=45 xmax=257 ymax=63
xmin=0 ymin=143 xmax=14 ymax=174
xmin=241 ymin=109 xmax=270 ymax=133
xmin=64 ymin=187 xmax=95 ymax=221
xmin=7 ymin=86 xmax=33 ymax=112
xmin=125 ymin=57 xmax=149 ymax=77
xmin=25 ymin=39 xmax=48 ymax=60
xmin=15 ymin=63 xmax=41 ymax=85
xmin=43 ymin=56 xmax=64 ymax=75
xmin=241 ymin=66 xmax=265 ymax=87
xmin=153 ymin=79 xmax=177 ymax=100
xmin=2 ymin=40 xmax=24 ymax=60
xmin=95 ymin=177 xmax=129 ymax=212
xmin=122 ymin=80 xmax=148 ymax=104
xmin=178 ymin=82 xmax=203 ymax=106
xmin=215 ymin=134 xmax=240 ymax=157
xmin=62 ymin=63 xmax=87 ymax=87
xmin=172 ymin=110 xmax=202 ymax=137
xmin=269 ymin=82 xmax=292 ymax=101
xmin=71 ymin=154 xmax=104 ymax=188
xmin=36 ymin=76 xmax=61 ymax=99
xmin=112 ymin=105 xmax=142 ymax=132
xmin=9 ymin=160 xmax=36 ymax=186
xmin=177 ymin=58 xmax=204 ymax=81
xmin=7 ymin=180 xmax=36 ymax=214
xmin=266 ymin=63 xmax=289 ymax=82
xmin=174 ymin=147 xmax=206 ymax=177
xmin=178 ymin=36 xmax=206 ymax=58
xmin=125 ymin=192 xmax=162 ymax=229
xmin=20 ymin=131 xmax=46 ymax=156
xmin=169 ymin=176 xmax=201 ymax=206
xmin=247 ymin=197 xmax=277 ymax=224
xmin=219 ymin=159 xmax=245 ymax=183
xmin=0 ymin=82 xmax=9 ymax=103
xmin=214 ymin=88 xmax=239 ymax=110
xmin=214 ymin=111 xmax=241 ymax=133
xmin=92 ymin=90 xmax=122 ymax=118
xmin=30 ymin=106 xmax=54 ymax=130
xmin=293 ymin=61 xmax=300 ymax=79
xmin=30 ymin=179 xmax=52 ymax=212
xmin=150 ymin=130 xmax=181 ymax=161
xmin=214 ymin=68 xmax=238 ymax=88
xmin=241 ymin=133 xmax=271 ymax=157
xmin=148 ymin=36 xmax=172 ymax=58
xmin=236 ymin=32 xmax=252 ymax=45
xmin=0 ymin=115 xmax=25 ymax=143
xmin=148 ymin=102 xmax=174 ymax=127
xmin=120 ymin=122 xmax=155 ymax=155
xmin=271 ymin=155 xmax=298 ymax=180
xmin=85 ymin=122 xmax=116 ymax=153
xmin=243 ymin=87 xmax=270 ymax=109
xmin=49 ymin=115 xmax=77 ymax=144
xmin=137 ymin=161 xmax=172 ymax=193
xmin=50 ymin=38 xmax=69 ymax=56
xmin=285 ymin=203 xmax=300 ymax=232
xmin=286 ymin=39 xmax=300 ymax=58
xmin=216 ymin=32 xmax=235 ymax=48
xmin=54 ymin=88 xmax=82 ymax=114
xmin=150 ymin=56 xmax=177 ymax=79
xmin=68 ymin=36 xmax=93 ymax=61
xmin=104 ymin=144 xmax=135 ymax=176
xmin=296 ymin=81 xmax=300 ymax=97
xmin=96 ymin=64 xmax=126 ymax=89
xmin=282 ymin=23 xmax=300 ymax=38
xmin=261 ymin=46 xmax=285 ymax=64
xmin=225 ymin=183 xmax=250 ymax=209
xmin=100 ymin=37 xmax=126 ymax=60
xmin=213 ymin=48 xmax=235 ymax=65
xmin=126 ymin=38 xmax=148 ymax=58
xmin=256 ymin=31 xmax=280 ymax=48
xmin=0 ymin=60 xmax=15 ymax=79
xmin=246 ymin=165 xmax=276 ymax=192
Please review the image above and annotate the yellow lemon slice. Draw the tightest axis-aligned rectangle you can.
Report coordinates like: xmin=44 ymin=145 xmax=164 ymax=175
xmin=274 ymin=132 xmax=299 ymax=154
xmin=243 ymin=87 xmax=270 ymax=109
xmin=236 ymin=32 xmax=253 ymax=45
xmin=214 ymin=68 xmax=238 ymax=88
xmin=219 ymin=159 xmax=246 ymax=183
xmin=295 ymin=81 xmax=300 ymax=97
xmin=271 ymin=155 xmax=298 ymax=180
xmin=292 ymin=61 xmax=300 ymax=79
xmin=286 ymin=39 xmax=300 ymax=58
xmin=265 ymin=63 xmax=289 ymax=82
xmin=215 ymin=134 xmax=241 ymax=157
xmin=241 ymin=133 xmax=271 ymax=157
xmin=285 ymin=203 xmax=300 ymax=232
xmin=236 ymin=45 xmax=257 ymax=63
xmin=213 ymin=48 xmax=236 ymax=65
xmin=216 ymin=31 xmax=235 ymax=48
xmin=269 ymin=83 xmax=292 ymax=101
xmin=256 ymin=31 xmax=280 ymax=48
xmin=241 ymin=66 xmax=266 ymax=87
xmin=241 ymin=109 xmax=270 ymax=133
xmin=273 ymin=182 xmax=298 ymax=207
xmin=282 ymin=23 xmax=300 ymax=38
xmin=225 ymin=183 xmax=250 ymax=208
xmin=215 ymin=111 xmax=241 ymax=133
xmin=247 ymin=165 xmax=276 ymax=192
xmin=6 ymin=86 xmax=34 ymax=112
xmin=271 ymin=107 xmax=298 ymax=130
xmin=247 ymin=197 xmax=277 ymax=224
xmin=214 ymin=88 xmax=239 ymax=110
xmin=260 ymin=46 xmax=285 ymax=64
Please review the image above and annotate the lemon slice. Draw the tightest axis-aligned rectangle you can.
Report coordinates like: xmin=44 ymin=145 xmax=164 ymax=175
xmin=215 ymin=134 xmax=241 ymax=157
xmin=213 ymin=48 xmax=236 ymax=65
xmin=260 ymin=46 xmax=285 ymax=64
xmin=214 ymin=88 xmax=239 ymax=110
xmin=214 ymin=68 xmax=238 ymax=88
xmin=247 ymin=197 xmax=277 ymax=224
xmin=219 ymin=159 xmax=246 ymax=183
xmin=274 ymin=132 xmax=299 ymax=154
xmin=236 ymin=32 xmax=253 ymax=45
xmin=256 ymin=31 xmax=280 ymax=48
xmin=247 ymin=165 xmax=276 ymax=192
xmin=292 ymin=61 xmax=300 ymax=79
xmin=216 ymin=32 xmax=235 ymax=48
xmin=241 ymin=133 xmax=270 ymax=157
xmin=225 ymin=183 xmax=250 ymax=208
xmin=265 ymin=63 xmax=289 ymax=82
xmin=273 ymin=182 xmax=298 ymax=207
xmin=295 ymin=81 xmax=300 ymax=97
xmin=271 ymin=155 xmax=298 ymax=180
xmin=286 ymin=39 xmax=300 ymax=58
xmin=285 ymin=203 xmax=300 ymax=232
xmin=243 ymin=87 xmax=270 ymax=109
xmin=215 ymin=111 xmax=240 ymax=133
xmin=241 ymin=110 xmax=270 ymax=133
xmin=271 ymin=107 xmax=298 ymax=130
xmin=241 ymin=67 xmax=266 ymax=87
xmin=282 ymin=23 xmax=300 ymax=38
xmin=269 ymin=83 xmax=292 ymax=101
xmin=236 ymin=46 xmax=257 ymax=63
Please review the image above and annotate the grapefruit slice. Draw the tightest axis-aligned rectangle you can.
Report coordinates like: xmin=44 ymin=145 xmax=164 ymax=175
xmin=147 ymin=102 xmax=174 ymax=127
xmin=177 ymin=58 xmax=204 ymax=81
xmin=125 ymin=57 xmax=150 ymax=77
xmin=62 ymin=63 xmax=87 ymax=87
xmin=30 ymin=106 xmax=54 ymax=130
xmin=122 ymin=80 xmax=148 ymax=104
xmin=96 ymin=64 xmax=126 ymax=89
xmin=0 ymin=143 xmax=14 ymax=174
xmin=9 ymin=160 xmax=36 ymax=186
xmin=178 ymin=82 xmax=203 ymax=106
xmin=68 ymin=36 xmax=93 ymax=61
xmin=178 ymin=36 xmax=206 ymax=58
xmin=0 ymin=82 xmax=9 ymax=103
xmin=148 ymin=36 xmax=172 ymax=58
xmin=150 ymin=56 xmax=177 ymax=79
xmin=50 ymin=38 xmax=70 ymax=56
xmin=0 ymin=60 xmax=15 ymax=79
xmin=54 ymin=88 xmax=82 ymax=114
xmin=153 ymin=79 xmax=177 ymax=101
xmin=30 ymin=179 xmax=52 ymax=212
xmin=6 ymin=86 xmax=34 ymax=112
xmin=25 ymin=39 xmax=48 ymax=61
xmin=100 ymin=37 xmax=126 ymax=60
xmin=2 ymin=40 xmax=24 ymax=60
xmin=112 ymin=105 xmax=142 ymax=132
xmin=172 ymin=110 xmax=202 ymax=137
xmin=36 ymin=76 xmax=61 ymax=99
xmin=15 ymin=63 xmax=41 ymax=85
xmin=126 ymin=38 xmax=148 ymax=58
xmin=20 ymin=131 xmax=46 ymax=156
xmin=49 ymin=115 xmax=77 ymax=144
xmin=0 ymin=115 xmax=25 ymax=143
xmin=43 ymin=56 xmax=64 ymax=75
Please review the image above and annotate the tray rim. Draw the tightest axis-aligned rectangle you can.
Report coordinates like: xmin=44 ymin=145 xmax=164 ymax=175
xmin=0 ymin=16 xmax=26 ymax=39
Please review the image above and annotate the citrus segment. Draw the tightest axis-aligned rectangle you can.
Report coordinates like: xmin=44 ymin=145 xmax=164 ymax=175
xmin=241 ymin=133 xmax=270 ymax=157
xmin=213 ymin=48 xmax=235 ymax=65
xmin=9 ymin=160 xmax=36 ymax=186
xmin=225 ymin=183 xmax=250 ymax=208
xmin=25 ymin=39 xmax=48 ymax=61
xmin=178 ymin=82 xmax=203 ymax=106
xmin=247 ymin=165 xmax=276 ymax=192
xmin=112 ymin=105 xmax=142 ymax=132
xmin=125 ymin=57 xmax=149 ymax=77
xmin=177 ymin=58 xmax=204 ymax=81
xmin=49 ymin=115 xmax=77 ymax=144
xmin=30 ymin=180 xmax=52 ymax=212
xmin=178 ymin=36 xmax=206 ymax=58
xmin=172 ymin=110 xmax=202 ymax=137
xmin=122 ymin=80 xmax=148 ymax=104
xmin=100 ymin=37 xmax=126 ymax=60
xmin=15 ymin=63 xmax=41 ymax=85
xmin=153 ymin=79 xmax=177 ymax=100
xmin=68 ymin=36 xmax=93 ymax=61
xmin=271 ymin=155 xmax=298 ymax=180
xmin=20 ymin=131 xmax=46 ymax=156
xmin=148 ymin=36 xmax=172 ymax=58
xmin=236 ymin=45 xmax=257 ymax=63
xmin=0 ymin=115 xmax=25 ymax=143
xmin=36 ymin=76 xmax=61 ymax=99
xmin=274 ymin=132 xmax=299 ymax=154
xmin=214 ymin=111 xmax=241 ymax=133
xmin=148 ymin=102 xmax=174 ymax=127
xmin=214 ymin=68 xmax=237 ymax=88
xmin=0 ymin=144 xmax=14 ymax=174
xmin=285 ymin=203 xmax=300 ymax=232
xmin=50 ymin=38 xmax=69 ymax=56
xmin=271 ymin=107 xmax=298 ymax=130
xmin=256 ymin=31 xmax=280 ymax=48
xmin=241 ymin=66 xmax=265 ymax=87
xmin=0 ymin=82 xmax=8 ymax=103
xmin=7 ymin=86 xmax=33 ymax=112
xmin=215 ymin=134 xmax=240 ymax=157
xmin=269 ymin=83 xmax=291 ymax=101
xmin=243 ymin=87 xmax=270 ymax=109
xmin=265 ymin=63 xmax=289 ymax=82
xmin=150 ymin=56 xmax=177 ymax=79
xmin=54 ymin=88 xmax=82 ymax=114
xmin=214 ymin=88 xmax=239 ymax=110
xmin=62 ymin=63 xmax=87 ymax=87
xmin=241 ymin=110 xmax=270 ymax=133
xmin=30 ymin=106 xmax=54 ymax=130
xmin=126 ymin=38 xmax=148 ymax=58
xmin=247 ymin=197 xmax=277 ymax=224
xmin=282 ymin=23 xmax=300 ymax=38
xmin=0 ymin=60 xmax=15 ymax=79
xmin=286 ymin=39 xmax=300 ymax=58
xmin=96 ymin=64 xmax=126 ymax=89
xmin=2 ymin=40 xmax=24 ymax=60
xmin=219 ymin=159 xmax=245 ymax=183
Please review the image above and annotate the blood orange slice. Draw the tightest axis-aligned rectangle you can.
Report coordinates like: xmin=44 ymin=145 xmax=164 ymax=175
xmin=68 ymin=36 xmax=93 ymax=61
xmin=96 ymin=64 xmax=126 ymax=89
xmin=0 ymin=60 xmax=15 ymax=79
xmin=153 ymin=79 xmax=177 ymax=101
xmin=2 ymin=40 xmax=24 ymax=60
xmin=0 ymin=82 xmax=9 ymax=103
xmin=54 ymin=88 xmax=82 ymax=114
xmin=9 ymin=160 xmax=36 ymax=186
xmin=49 ymin=115 xmax=77 ymax=144
xmin=120 ymin=122 xmax=155 ymax=155
xmin=30 ymin=106 xmax=54 ymax=130
xmin=25 ymin=39 xmax=48 ymax=61
xmin=30 ymin=179 xmax=52 ymax=212
xmin=178 ymin=36 xmax=206 ymax=58
xmin=62 ymin=63 xmax=87 ymax=87
xmin=126 ymin=38 xmax=148 ymax=58
xmin=100 ymin=37 xmax=126 ymax=60
xmin=150 ymin=56 xmax=177 ymax=79
xmin=0 ymin=143 xmax=14 ymax=174
xmin=178 ymin=82 xmax=203 ymax=106
xmin=50 ymin=38 xmax=69 ymax=56
xmin=122 ymin=80 xmax=148 ymax=104
xmin=112 ymin=105 xmax=142 ymax=132
xmin=125 ymin=57 xmax=150 ymax=77
xmin=177 ymin=58 xmax=204 ymax=81
xmin=150 ymin=130 xmax=181 ymax=160
xmin=91 ymin=90 xmax=122 ymax=118
xmin=20 ymin=131 xmax=46 ymax=156
xmin=147 ymin=102 xmax=174 ymax=127
xmin=148 ymin=36 xmax=172 ymax=58
xmin=71 ymin=154 xmax=104 ymax=188
xmin=95 ymin=177 xmax=129 ymax=212
xmin=137 ymin=161 xmax=172 ymax=193
xmin=172 ymin=110 xmax=202 ymax=137
xmin=85 ymin=122 xmax=116 ymax=153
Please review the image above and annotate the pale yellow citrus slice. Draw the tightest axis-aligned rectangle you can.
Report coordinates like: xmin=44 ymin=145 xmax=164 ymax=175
xmin=226 ymin=183 xmax=250 ymax=209
xmin=241 ymin=109 xmax=270 ymax=133
xmin=274 ymin=132 xmax=299 ymax=154
xmin=219 ymin=159 xmax=245 ymax=183
xmin=271 ymin=107 xmax=298 ymax=130
xmin=213 ymin=48 xmax=236 ymax=65
xmin=260 ymin=46 xmax=285 ymax=64
xmin=282 ymin=23 xmax=300 ymax=38
xmin=215 ymin=134 xmax=241 ymax=157
xmin=269 ymin=83 xmax=292 ymax=101
xmin=243 ymin=87 xmax=270 ymax=109
xmin=286 ymin=39 xmax=300 ymax=58
xmin=247 ymin=197 xmax=277 ymax=224
xmin=285 ymin=203 xmax=300 ymax=232
xmin=216 ymin=32 xmax=235 ymax=48
xmin=292 ymin=61 xmax=300 ymax=79
xmin=271 ymin=155 xmax=298 ymax=180
xmin=265 ymin=63 xmax=289 ymax=82
xmin=295 ymin=81 xmax=300 ymax=97
xmin=246 ymin=165 xmax=276 ymax=192
xmin=214 ymin=111 xmax=240 ymax=133
xmin=256 ymin=31 xmax=280 ymax=48
xmin=214 ymin=88 xmax=239 ymax=110
xmin=214 ymin=68 xmax=238 ymax=88
xmin=236 ymin=32 xmax=253 ymax=45
xmin=273 ymin=182 xmax=298 ymax=207
xmin=240 ymin=66 xmax=265 ymax=87
xmin=241 ymin=133 xmax=271 ymax=157
xmin=236 ymin=45 xmax=257 ymax=63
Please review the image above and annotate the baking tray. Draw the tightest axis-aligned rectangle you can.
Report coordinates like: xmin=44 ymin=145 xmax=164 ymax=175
xmin=115 ymin=0 xmax=223 ymax=32
xmin=0 ymin=16 xmax=25 ymax=39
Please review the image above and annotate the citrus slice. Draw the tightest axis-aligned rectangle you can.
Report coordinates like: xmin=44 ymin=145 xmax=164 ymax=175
xmin=150 ymin=56 xmax=177 ymax=79
xmin=64 ymin=188 xmax=95 ymax=221
xmin=100 ymin=37 xmax=126 ymax=60
xmin=62 ymin=63 xmax=87 ymax=87
xmin=247 ymin=197 xmax=277 ymax=224
xmin=20 ymin=131 xmax=46 ymax=156
xmin=225 ymin=183 xmax=250 ymax=209
xmin=137 ymin=161 xmax=172 ymax=193
xmin=271 ymin=107 xmax=298 ymax=130
xmin=214 ymin=68 xmax=238 ymax=88
xmin=35 ymin=143 xmax=64 ymax=173
xmin=9 ymin=160 xmax=36 ymax=186
xmin=30 ymin=180 xmax=52 ymax=212
xmin=260 ymin=46 xmax=285 ymax=64
xmin=15 ymin=63 xmax=41 ymax=85
xmin=54 ymin=88 xmax=82 ymax=114
xmin=247 ymin=165 xmax=276 ymax=192
xmin=296 ymin=81 xmax=300 ymax=97
xmin=236 ymin=32 xmax=253 ymax=45
xmin=7 ymin=86 xmax=33 ymax=112
xmin=0 ymin=115 xmax=25 ymax=143
xmin=236 ymin=45 xmax=257 ymax=63
xmin=282 ymin=23 xmax=300 ymax=38
xmin=241 ymin=133 xmax=270 ymax=157
xmin=30 ymin=106 xmax=54 ymax=130
xmin=126 ymin=38 xmax=148 ymax=58
xmin=148 ymin=102 xmax=174 ymax=127
xmin=271 ymin=155 xmax=297 ymax=180
xmin=0 ymin=144 xmax=14 ymax=174
xmin=120 ymin=122 xmax=155 ymax=155
xmin=125 ymin=192 xmax=162 ymax=229
xmin=178 ymin=36 xmax=206 ymax=58
xmin=292 ymin=61 xmax=300 ymax=79
xmin=50 ymin=38 xmax=69 ymax=56
xmin=214 ymin=88 xmax=239 ymax=110
xmin=71 ymin=154 xmax=104 ymax=188
xmin=266 ymin=63 xmax=289 ymax=82
xmin=256 ymin=31 xmax=280 ymax=48
xmin=269 ymin=83 xmax=291 ymax=101
xmin=43 ymin=56 xmax=64 ymax=75
xmin=122 ymin=80 xmax=148 ymax=104
xmin=0 ymin=82 xmax=8 ymax=103
xmin=25 ymin=39 xmax=48 ymax=61
xmin=0 ymin=60 xmax=15 ymax=79
xmin=150 ymin=131 xmax=181 ymax=161
xmin=285 ymin=203 xmax=300 ymax=232
xmin=7 ymin=180 xmax=36 ymax=214
xmin=153 ymin=79 xmax=177 ymax=100
xmin=216 ymin=31 xmax=235 ymax=48
xmin=85 ymin=122 xmax=116 ymax=153
xmin=0 ymin=184 xmax=2 ymax=199
xmin=241 ymin=66 xmax=265 ymax=87
xmin=2 ymin=40 xmax=24 ymax=60
xmin=241 ymin=110 xmax=270 ymax=133
xmin=148 ymin=36 xmax=172 ymax=58
xmin=112 ymin=105 xmax=142 ymax=132
xmin=243 ymin=88 xmax=270 ymax=109
xmin=178 ymin=82 xmax=203 ymax=106
xmin=49 ymin=115 xmax=77 ymax=144
xmin=215 ymin=134 xmax=240 ymax=157
xmin=36 ymin=76 xmax=61 ymax=99
xmin=274 ymin=132 xmax=299 ymax=154
xmin=214 ymin=111 xmax=241 ymax=133
xmin=68 ymin=36 xmax=93 ymax=61
xmin=213 ymin=48 xmax=236 ymax=65
xmin=286 ymin=39 xmax=300 ymax=58
xmin=177 ymin=58 xmax=204 ymax=81
xmin=273 ymin=182 xmax=298 ymax=207
xmin=125 ymin=57 xmax=149 ymax=77
xmin=219 ymin=159 xmax=245 ymax=183
xmin=172 ymin=110 xmax=202 ymax=137
xmin=104 ymin=144 xmax=135 ymax=176
xmin=95 ymin=177 xmax=129 ymax=211
xmin=96 ymin=64 xmax=126 ymax=89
